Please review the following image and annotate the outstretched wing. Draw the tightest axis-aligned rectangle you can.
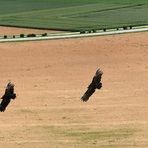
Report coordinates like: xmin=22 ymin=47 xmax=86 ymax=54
xmin=0 ymin=82 xmax=16 ymax=112
xmin=81 ymin=69 xmax=103 ymax=102
xmin=0 ymin=98 xmax=11 ymax=112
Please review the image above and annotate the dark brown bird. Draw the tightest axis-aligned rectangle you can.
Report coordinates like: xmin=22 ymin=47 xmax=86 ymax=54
xmin=0 ymin=82 xmax=16 ymax=112
xmin=81 ymin=69 xmax=103 ymax=102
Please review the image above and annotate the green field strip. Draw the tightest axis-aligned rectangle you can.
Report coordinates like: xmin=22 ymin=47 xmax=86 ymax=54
xmin=0 ymin=0 xmax=147 ymax=31
xmin=0 ymin=0 xmax=102 ymax=15
xmin=0 ymin=3 xmax=118 ymax=18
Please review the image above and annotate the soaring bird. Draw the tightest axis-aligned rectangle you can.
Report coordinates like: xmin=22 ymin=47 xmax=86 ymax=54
xmin=81 ymin=69 xmax=103 ymax=102
xmin=0 ymin=82 xmax=16 ymax=112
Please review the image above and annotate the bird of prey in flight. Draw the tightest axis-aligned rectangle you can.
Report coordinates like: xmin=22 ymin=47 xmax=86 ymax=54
xmin=0 ymin=82 xmax=16 ymax=112
xmin=81 ymin=69 xmax=103 ymax=102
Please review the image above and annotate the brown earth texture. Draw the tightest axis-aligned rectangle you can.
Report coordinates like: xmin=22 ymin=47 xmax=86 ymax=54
xmin=0 ymin=26 xmax=60 ymax=36
xmin=0 ymin=26 xmax=148 ymax=148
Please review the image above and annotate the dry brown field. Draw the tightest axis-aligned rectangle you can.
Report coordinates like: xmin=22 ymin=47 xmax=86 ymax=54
xmin=0 ymin=27 xmax=148 ymax=148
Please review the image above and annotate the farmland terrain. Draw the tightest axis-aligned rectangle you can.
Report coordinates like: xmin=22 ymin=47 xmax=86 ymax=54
xmin=0 ymin=0 xmax=147 ymax=30
xmin=0 ymin=29 xmax=147 ymax=147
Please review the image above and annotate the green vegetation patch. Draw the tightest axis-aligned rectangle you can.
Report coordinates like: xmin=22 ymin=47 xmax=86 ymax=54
xmin=37 ymin=125 xmax=138 ymax=147
xmin=9 ymin=124 xmax=141 ymax=147
xmin=0 ymin=0 xmax=147 ymax=31
xmin=65 ymin=128 xmax=136 ymax=142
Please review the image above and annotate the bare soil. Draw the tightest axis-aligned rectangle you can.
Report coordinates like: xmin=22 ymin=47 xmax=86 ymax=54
xmin=0 ymin=28 xmax=148 ymax=148
xmin=0 ymin=26 xmax=60 ymax=36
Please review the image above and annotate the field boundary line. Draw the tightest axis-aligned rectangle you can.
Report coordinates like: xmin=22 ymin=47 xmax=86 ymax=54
xmin=0 ymin=26 xmax=148 ymax=42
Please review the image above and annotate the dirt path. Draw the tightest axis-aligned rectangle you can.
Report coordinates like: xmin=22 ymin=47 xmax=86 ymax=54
xmin=0 ymin=29 xmax=147 ymax=147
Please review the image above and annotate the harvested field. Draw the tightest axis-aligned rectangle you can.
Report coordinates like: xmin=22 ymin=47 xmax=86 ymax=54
xmin=0 ymin=29 xmax=148 ymax=147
